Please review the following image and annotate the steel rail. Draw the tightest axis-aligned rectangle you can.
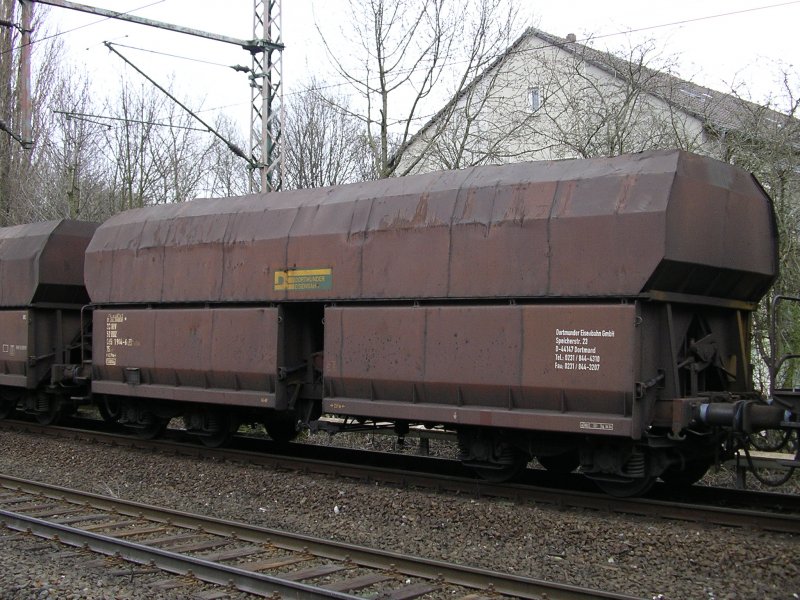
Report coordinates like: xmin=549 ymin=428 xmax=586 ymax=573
xmin=3 ymin=419 xmax=800 ymax=533
xmin=0 ymin=508 xmax=356 ymax=599
xmin=0 ymin=474 xmax=639 ymax=600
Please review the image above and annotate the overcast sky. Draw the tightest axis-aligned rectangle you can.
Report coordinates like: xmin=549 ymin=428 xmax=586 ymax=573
xmin=41 ymin=0 xmax=799 ymax=133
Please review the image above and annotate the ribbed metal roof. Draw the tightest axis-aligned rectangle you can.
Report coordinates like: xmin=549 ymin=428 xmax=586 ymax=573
xmin=85 ymin=150 xmax=776 ymax=305
xmin=0 ymin=219 xmax=98 ymax=306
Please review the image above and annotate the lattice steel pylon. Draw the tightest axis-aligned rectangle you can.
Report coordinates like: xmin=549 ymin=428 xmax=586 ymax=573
xmin=250 ymin=0 xmax=283 ymax=193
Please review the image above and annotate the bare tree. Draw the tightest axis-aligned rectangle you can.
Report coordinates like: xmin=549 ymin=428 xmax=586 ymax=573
xmin=0 ymin=4 xmax=262 ymax=222
xmin=318 ymin=0 xmax=519 ymax=179
xmin=102 ymin=79 xmax=219 ymax=210
xmin=201 ymin=114 xmax=249 ymax=198
xmin=283 ymin=81 xmax=373 ymax=190
xmin=409 ymin=42 xmax=545 ymax=170
xmin=102 ymin=80 xmax=163 ymax=211
xmin=719 ymin=70 xmax=800 ymax=390
xmin=56 ymin=73 xmax=115 ymax=221
xmin=149 ymin=93 xmax=215 ymax=204
xmin=0 ymin=1 xmax=103 ymax=225
xmin=410 ymin=59 xmax=510 ymax=170
xmin=528 ymin=37 xmax=708 ymax=159
xmin=0 ymin=0 xmax=16 ymax=223
xmin=0 ymin=0 xmax=54 ymax=224
xmin=24 ymin=65 xmax=114 ymax=222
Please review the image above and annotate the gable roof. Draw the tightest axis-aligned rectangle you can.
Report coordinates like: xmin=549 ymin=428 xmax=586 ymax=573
xmin=527 ymin=28 xmax=785 ymax=133
xmin=396 ymin=27 xmax=796 ymax=167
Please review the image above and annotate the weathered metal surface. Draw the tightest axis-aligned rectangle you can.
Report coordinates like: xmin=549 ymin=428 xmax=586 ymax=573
xmin=324 ymin=304 xmax=636 ymax=436
xmin=0 ymin=309 xmax=82 ymax=389
xmin=322 ymin=399 xmax=635 ymax=438
xmin=0 ymin=219 xmax=97 ymax=307
xmin=84 ymin=150 xmax=776 ymax=305
xmin=91 ymin=308 xmax=279 ymax=407
xmin=0 ymin=311 xmax=28 ymax=387
xmin=647 ymin=156 xmax=778 ymax=300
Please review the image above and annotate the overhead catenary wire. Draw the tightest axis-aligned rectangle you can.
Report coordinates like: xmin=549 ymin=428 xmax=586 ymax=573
xmin=174 ymin=1 xmax=800 ymax=112
xmin=3 ymin=0 xmax=792 ymax=118
xmin=279 ymin=1 xmax=800 ymax=99
xmin=0 ymin=0 xmax=167 ymax=57
xmin=53 ymin=109 xmax=211 ymax=132
xmin=103 ymin=41 xmax=254 ymax=166
xmin=102 ymin=41 xmax=234 ymax=69
xmin=4 ymin=0 xmax=798 ymax=139
xmin=588 ymin=0 xmax=800 ymax=41
xmin=10 ymin=1 xmax=799 ymax=90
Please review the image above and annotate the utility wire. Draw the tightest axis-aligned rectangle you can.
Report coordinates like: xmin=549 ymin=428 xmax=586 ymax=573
xmin=303 ymin=0 xmax=800 ymax=99
xmin=5 ymin=0 xmax=797 ymax=119
xmin=103 ymin=42 xmax=253 ymax=165
xmin=38 ymin=0 xmax=800 ymax=97
xmin=589 ymin=0 xmax=800 ymax=41
xmin=1 ymin=0 xmax=166 ymax=56
xmin=105 ymin=41 xmax=232 ymax=68
xmin=54 ymin=109 xmax=210 ymax=132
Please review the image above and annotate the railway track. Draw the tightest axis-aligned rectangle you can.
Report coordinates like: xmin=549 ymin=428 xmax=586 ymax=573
xmin=3 ymin=417 xmax=800 ymax=536
xmin=0 ymin=474 xmax=635 ymax=600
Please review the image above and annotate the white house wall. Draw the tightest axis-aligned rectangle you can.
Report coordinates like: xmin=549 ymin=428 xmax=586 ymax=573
xmin=398 ymin=32 xmax=713 ymax=175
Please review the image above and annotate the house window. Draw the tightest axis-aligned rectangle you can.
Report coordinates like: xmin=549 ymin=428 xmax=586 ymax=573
xmin=528 ymin=87 xmax=541 ymax=111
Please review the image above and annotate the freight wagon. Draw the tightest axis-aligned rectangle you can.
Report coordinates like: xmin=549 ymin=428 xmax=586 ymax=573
xmin=1 ymin=150 xmax=795 ymax=496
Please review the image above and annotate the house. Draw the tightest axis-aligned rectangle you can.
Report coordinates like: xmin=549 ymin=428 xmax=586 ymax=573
xmin=396 ymin=27 xmax=796 ymax=175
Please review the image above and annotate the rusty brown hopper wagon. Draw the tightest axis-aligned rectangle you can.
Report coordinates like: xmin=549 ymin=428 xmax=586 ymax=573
xmin=84 ymin=149 xmax=784 ymax=495
xmin=0 ymin=219 xmax=98 ymax=423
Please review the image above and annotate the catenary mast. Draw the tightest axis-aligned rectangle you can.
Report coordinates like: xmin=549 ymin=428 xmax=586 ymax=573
xmin=25 ymin=0 xmax=284 ymax=192
xmin=250 ymin=0 xmax=283 ymax=192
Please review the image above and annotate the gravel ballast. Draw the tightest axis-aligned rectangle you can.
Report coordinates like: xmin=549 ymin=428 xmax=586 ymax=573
xmin=0 ymin=428 xmax=798 ymax=599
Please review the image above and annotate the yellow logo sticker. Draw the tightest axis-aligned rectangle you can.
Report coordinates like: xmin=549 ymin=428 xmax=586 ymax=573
xmin=274 ymin=268 xmax=333 ymax=291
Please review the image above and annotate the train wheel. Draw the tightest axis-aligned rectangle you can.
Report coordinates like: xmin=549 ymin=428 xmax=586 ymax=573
xmin=129 ymin=416 xmax=169 ymax=440
xmin=592 ymin=475 xmax=656 ymax=497
xmin=0 ymin=390 xmax=20 ymax=420
xmin=97 ymin=396 xmax=121 ymax=423
xmin=34 ymin=396 xmax=63 ymax=426
xmin=537 ymin=451 xmax=580 ymax=474
xmin=264 ymin=412 xmax=298 ymax=443
xmin=196 ymin=411 xmax=237 ymax=448
xmin=458 ymin=429 xmax=529 ymax=483
xmin=588 ymin=447 xmax=657 ymax=497
xmin=660 ymin=460 xmax=711 ymax=486
xmin=0 ymin=400 xmax=14 ymax=420
xmin=470 ymin=447 xmax=530 ymax=483
xmin=472 ymin=455 xmax=528 ymax=483
xmin=200 ymin=429 xmax=231 ymax=448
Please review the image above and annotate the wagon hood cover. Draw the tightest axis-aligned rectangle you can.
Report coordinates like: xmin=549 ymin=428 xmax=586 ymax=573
xmin=84 ymin=150 xmax=777 ymax=305
xmin=0 ymin=219 xmax=98 ymax=307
